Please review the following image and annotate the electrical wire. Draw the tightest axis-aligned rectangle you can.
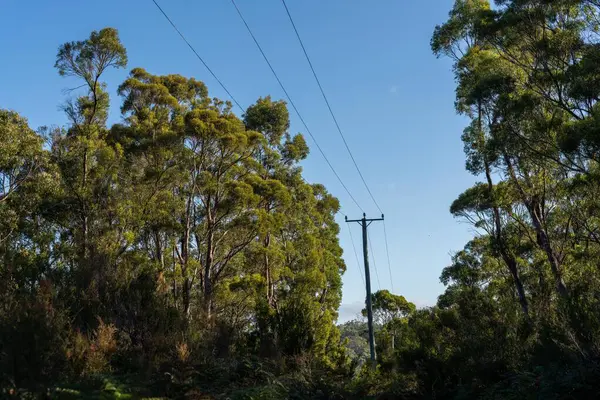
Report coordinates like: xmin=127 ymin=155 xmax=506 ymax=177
xmin=229 ymin=0 xmax=364 ymax=213
xmin=280 ymin=0 xmax=383 ymax=214
xmin=346 ymin=223 xmax=365 ymax=286
xmin=383 ymin=220 xmax=395 ymax=293
xmin=150 ymin=0 xmax=244 ymax=112
xmin=367 ymin=234 xmax=381 ymax=291
xmin=282 ymin=0 xmax=396 ymax=294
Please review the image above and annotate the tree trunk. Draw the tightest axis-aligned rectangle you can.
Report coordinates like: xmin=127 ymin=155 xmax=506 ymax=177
xmin=530 ymin=198 xmax=568 ymax=297
xmin=154 ymin=229 xmax=164 ymax=269
xmin=502 ymin=153 xmax=568 ymax=297
xmin=502 ymin=253 xmax=530 ymax=316
xmin=81 ymin=146 xmax=89 ymax=262
xmin=264 ymin=233 xmax=274 ymax=306
xmin=478 ymin=106 xmax=530 ymax=317
xmin=182 ymin=198 xmax=192 ymax=317
xmin=204 ymin=211 xmax=215 ymax=319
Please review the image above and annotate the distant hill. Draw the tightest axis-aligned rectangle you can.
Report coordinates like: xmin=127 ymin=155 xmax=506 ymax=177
xmin=338 ymin=320 xmax=369 ymax=363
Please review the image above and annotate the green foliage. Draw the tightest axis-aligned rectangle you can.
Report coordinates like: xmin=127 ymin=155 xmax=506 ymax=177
xmin=8 ymin=0 xmax=600 ymax=396
xmin=0 ymin=27 xmax=348 ymax=398
xmin=0 ymin=110 xmax=45 ymax=242
xmin=338 ymin=320 xmax=369 ymax=362
xmin=244 ymin=96 xmax=289 ymax=146
xmin=362 ymin=290 xmax=416 ymax=326
xmin=357 ymin=0 xmax=600 ymax=398
xmin=352 ymin=0 xmax=600 ymax=398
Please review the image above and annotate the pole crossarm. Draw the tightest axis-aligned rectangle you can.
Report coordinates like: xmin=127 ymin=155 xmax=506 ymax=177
xmin=345 ymin=213 xmax=384 ymax=224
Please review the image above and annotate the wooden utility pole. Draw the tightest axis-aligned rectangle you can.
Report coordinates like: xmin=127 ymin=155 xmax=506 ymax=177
xmin=346 ymin=213 xmax=384 ymax=368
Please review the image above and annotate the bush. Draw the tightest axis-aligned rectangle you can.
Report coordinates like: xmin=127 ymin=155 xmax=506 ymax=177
xmin=0 ymin=286 xmax=70 ymax=389
xmin=66 ymin=318 xmax=118 ymax=377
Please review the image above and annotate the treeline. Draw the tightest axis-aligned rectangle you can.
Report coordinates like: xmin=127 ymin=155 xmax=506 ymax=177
xmin=6 ymin=0 xmax=600 ymax=398
xmin=351 ymin=0 xmax=600 ymax=398
xmin=0 ymin=27 xmax=351 ymax=397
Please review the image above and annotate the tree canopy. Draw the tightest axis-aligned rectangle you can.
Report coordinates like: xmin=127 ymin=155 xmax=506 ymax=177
xmin=0 ymin=27 xmax=352 ymax=398
xmin=6 ymin=1 xmax=600 ymax=397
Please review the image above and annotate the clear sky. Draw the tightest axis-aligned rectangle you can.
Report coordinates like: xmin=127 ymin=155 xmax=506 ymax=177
xmin=0 ymin=0 xmax=476 ymax=322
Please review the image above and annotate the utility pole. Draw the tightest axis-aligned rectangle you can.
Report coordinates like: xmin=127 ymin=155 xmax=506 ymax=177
xmin=346 ymin=213 xmax=384 ymax=368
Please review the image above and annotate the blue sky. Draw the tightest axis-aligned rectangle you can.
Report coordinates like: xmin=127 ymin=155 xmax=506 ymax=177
xmin=0 ymin=0 xmax=475 ymax=322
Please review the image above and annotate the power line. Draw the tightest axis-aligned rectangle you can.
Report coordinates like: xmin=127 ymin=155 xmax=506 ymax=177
xmin=367 ymin=234 xmax=381 ymax=291
xmin=280 ymin=0 xmax=383 ymax=214
xmin=346 ymin=223 xmax=365 ymax=285
xmin=229 ymin=0 xmax=363 ymax=213
xmin=383 ymin=220 xmax=395 ymax=293
xmin=150 ymin=0 xmax=244 ymax=112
